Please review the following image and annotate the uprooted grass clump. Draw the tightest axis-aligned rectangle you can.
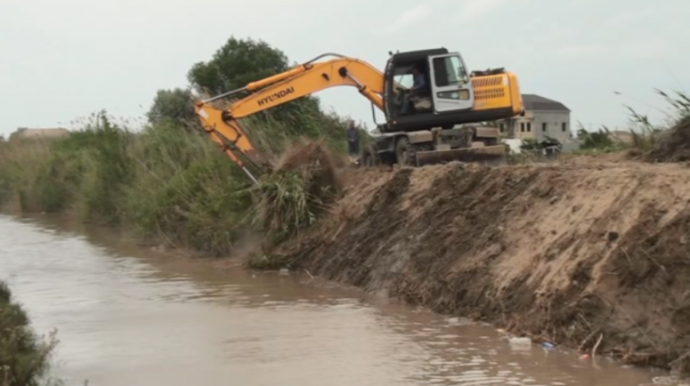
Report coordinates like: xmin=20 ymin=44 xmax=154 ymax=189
xmin=258 ymin=141 xmax=340 ymax=246
xmin=247 ymin=141 xmax=342 ymax=270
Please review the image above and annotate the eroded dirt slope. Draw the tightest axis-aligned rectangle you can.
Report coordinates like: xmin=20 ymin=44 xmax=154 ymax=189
xmin=273 ymin=160 xmax=690 ymax=372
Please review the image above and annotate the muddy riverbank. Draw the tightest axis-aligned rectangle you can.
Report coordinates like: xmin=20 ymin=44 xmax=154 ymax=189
xmin=0 ymin=214 xmax=677 ymax=386
xmin=270 ymin=159 xmax=690 ymax=375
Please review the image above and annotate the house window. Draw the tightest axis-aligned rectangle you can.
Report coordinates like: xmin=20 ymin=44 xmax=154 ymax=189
xmin=527 ymin=122 xmax=532 ymax=132
xmin=500 ymin=123 xmax=505 ymax=133
xmin=562 ymin=122 xmax=567 ymax=132
xmin=520 ymin=122 xmax=525 ymax=132
xmin=542 ymin=122 xmax=547 ymax=132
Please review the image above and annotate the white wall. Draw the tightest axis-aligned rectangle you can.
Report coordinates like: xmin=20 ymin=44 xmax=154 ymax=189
xmin=533 ymin=111 xmax=571 ymax=142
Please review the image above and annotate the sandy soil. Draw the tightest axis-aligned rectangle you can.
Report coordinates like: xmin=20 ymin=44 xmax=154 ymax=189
xmin=271 ymin=158 xmax=690 ymax=373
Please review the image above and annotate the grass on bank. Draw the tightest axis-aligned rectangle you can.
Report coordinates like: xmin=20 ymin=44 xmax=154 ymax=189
xmin=0 ymin=108 xmax=351 ymax=257
xmin=573 ymin=91 xmax=690 ymax=155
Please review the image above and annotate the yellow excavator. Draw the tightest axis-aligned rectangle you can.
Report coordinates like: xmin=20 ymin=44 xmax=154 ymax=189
xmin=194 ymin=48 xmax=524 ymax=184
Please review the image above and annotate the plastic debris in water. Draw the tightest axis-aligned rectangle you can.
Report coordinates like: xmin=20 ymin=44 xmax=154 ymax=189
xmin=509 ymin=337 xmax=532 ymax=351
xmin=652 ymin=376 xmax=682 ymax=385
xmin=542 ymin=342 xmax=556 ymax=349
xmin=279 ymin=268 xmax=290 ymax=276
xmin=580 ymin=353 xmax=591 ymax=360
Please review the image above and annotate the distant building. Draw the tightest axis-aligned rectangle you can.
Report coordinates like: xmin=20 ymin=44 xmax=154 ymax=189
xmin=497 ymin=94 xmax=579 ymax=152
xmin=9 ymin=127 xmax=70 ymax=141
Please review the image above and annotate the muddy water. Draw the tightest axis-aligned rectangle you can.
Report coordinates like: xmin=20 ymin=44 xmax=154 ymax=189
xmin=0 ymin=215 xmax=677 ymax=386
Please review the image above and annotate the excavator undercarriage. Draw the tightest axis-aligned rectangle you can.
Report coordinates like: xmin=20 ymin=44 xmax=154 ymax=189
xmin=362 ymin=125 xmax=507 ymax=168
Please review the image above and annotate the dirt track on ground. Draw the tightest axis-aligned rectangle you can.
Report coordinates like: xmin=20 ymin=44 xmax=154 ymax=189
xmin=271 ymin=158 xmax=690 ymax=372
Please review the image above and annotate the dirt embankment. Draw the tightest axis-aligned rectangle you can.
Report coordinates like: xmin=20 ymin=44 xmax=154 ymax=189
xmin=271 ymin=158 xmax=690 ymax=372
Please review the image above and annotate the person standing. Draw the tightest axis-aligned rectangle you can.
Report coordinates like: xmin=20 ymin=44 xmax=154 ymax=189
xmin=347 ymin=120 xmax=360 ymax=157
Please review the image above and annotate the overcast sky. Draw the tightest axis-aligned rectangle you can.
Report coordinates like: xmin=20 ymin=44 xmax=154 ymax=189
xmin=1 ymin=0 xmax=688 ymax=136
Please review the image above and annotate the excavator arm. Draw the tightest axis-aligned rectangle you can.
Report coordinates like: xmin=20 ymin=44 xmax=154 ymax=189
xmin=194 ymin=53 xmax=386 ymax=184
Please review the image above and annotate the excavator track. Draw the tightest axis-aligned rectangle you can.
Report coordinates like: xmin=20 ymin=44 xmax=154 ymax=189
xmin=415 ymin=144 xmax=506 ymax=166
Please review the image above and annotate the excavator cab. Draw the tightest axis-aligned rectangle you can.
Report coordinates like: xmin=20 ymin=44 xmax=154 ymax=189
xmin=382 ymin=48 xmax=519 ymax=133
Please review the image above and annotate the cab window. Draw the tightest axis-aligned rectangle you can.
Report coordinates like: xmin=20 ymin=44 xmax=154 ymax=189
xmin=432 ymin=56 xmax=465 ymax=87
xmin=393 ymin=73 xmax=414 ymax=89
xmin=392 ymin=63 xmax=418 ymax=90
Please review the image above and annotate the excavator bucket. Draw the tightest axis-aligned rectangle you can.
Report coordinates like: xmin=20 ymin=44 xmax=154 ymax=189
xmin=415 ymin=144 xmax=507 ymax=166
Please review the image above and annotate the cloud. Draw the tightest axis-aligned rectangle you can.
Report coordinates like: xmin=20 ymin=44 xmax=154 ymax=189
xmin=457 ymin=0 xmax=510 ymax=22
xmin=380 ymin=4 xmax=433 ymax=36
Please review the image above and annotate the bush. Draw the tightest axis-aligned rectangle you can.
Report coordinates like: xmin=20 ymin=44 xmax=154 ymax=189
xmin=0 ymin=282 xmax=58 ymax=386
xmin=120 ymin=122 xmax=254 ymax=255
xmin=63 ymin=113 xmax=133 ymax=223
xmin=577 ymin=126 xmax=617 ymax=151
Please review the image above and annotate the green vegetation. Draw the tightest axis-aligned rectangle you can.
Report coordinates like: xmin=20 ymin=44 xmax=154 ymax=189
xmin=0 ymin=281 xmax=58 ymax=386
xmin=573 ymin=126 xmax=626 ymax=154
xmin=0 ymin=37 xmax=353 ymax=257
xmin=259 ymin=141 xmax=339 ymax=245
xmin=574 ymin=91 xmax=690 ymax=155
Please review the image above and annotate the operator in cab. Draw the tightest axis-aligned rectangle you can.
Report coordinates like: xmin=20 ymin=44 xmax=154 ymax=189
xmin=401 ymin=65 xmax=428 ymax=115
xmin=411 ymin=65 xmax=427 ymax=91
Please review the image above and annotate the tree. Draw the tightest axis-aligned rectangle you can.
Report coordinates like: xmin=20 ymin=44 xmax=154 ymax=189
xmin=188 ymin=37 xmax=290 ymax=95
xmin=147 ymin=88 xmax=197 ymax=125
xmin=187 ymin=37 xmax=323 ymax=131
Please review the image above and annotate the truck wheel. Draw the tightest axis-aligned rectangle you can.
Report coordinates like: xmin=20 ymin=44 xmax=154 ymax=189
xmin=396 ymin=137 xmax=414 ymax=166
xmin=362 ymin=145 xmax=377 ymax=167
